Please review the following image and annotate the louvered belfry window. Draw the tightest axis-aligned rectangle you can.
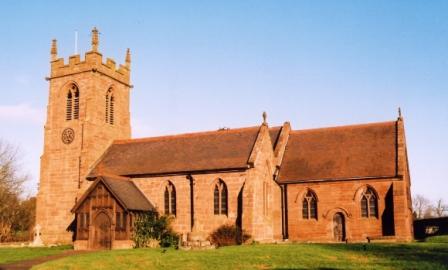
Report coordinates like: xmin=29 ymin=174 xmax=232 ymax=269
xmin=66 ymin=84 xmax=79 ymax=121
xmin=213 ymin=180 xmax=228 ymax=215
xmin=105 ymin=88 xmax=115 ymax=125
xmin=66 ymin=91 xmax=72 ymax=120
xmin=73 ymin=88 xmax=79 ymax=119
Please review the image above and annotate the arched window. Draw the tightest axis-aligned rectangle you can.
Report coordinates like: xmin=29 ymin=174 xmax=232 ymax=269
xmin=302 ymin=190 xmax=318 ymax=219
xmin=105 ymin=88 xmax=114 ymax=125
xmin=66 ymin=84 xmax=79 ymax=121
xmin=361 ymin=188 xmax=378 ymax=218
xmin=66 ymin=91 xmax=72 ymax=121
xmin=73 ymin=87 xmax=79 ymax=119
xmin=164 ymin=182 xmax=176 ymax=216
xmin=213 ymin=180 xmax=228 ymax=215
xmin=361 ymin=196 xmax=368 ymax=217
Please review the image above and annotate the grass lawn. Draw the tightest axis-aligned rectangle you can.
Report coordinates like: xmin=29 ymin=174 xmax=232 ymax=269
xmin=0 ymin=245 xmax=71 ymax=264
xmin=424 ymin=235 xmax=448 ymax=243
xmin=32 ymin=242 xmax=448 ymax=270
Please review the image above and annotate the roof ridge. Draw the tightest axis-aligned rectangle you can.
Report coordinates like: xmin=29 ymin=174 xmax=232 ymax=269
xmin=292 ymin=120 xmax=396 ymax=134
xmin=114 ymin=125 xmax=262 ymax=144
xmin=99 ymin=174 xmax=130 ymax=181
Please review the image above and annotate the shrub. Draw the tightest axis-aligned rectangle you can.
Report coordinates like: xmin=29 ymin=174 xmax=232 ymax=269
xmin=160 ymin=231 xmax=179 ymax=248
xmin=209 ymin=224 xmax=250 ymax=247
xmin=132 ymin=212 xmax=179 ymax=249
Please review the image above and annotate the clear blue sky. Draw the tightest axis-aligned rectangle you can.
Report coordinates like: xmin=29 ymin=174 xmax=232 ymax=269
xmin=0 ymin=1 xmax=447 ymax=203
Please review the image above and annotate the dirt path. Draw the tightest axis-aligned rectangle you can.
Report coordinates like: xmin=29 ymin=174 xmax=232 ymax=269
xmin=0 ymin=250 xmax=91 ymax=270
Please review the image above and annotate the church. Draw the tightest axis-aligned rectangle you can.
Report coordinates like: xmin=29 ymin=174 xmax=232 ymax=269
xmin=35 ymin=28 xmax=414 ymax=250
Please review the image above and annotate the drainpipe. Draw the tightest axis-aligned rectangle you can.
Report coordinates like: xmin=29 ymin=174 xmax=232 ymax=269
xmin=187 ymin=174 xmax=194 ymax=232
xmin=281 ymin=184 xmax=289 ymax=239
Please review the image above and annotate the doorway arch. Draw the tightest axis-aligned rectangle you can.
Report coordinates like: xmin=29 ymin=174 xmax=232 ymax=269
xmin=333 ymin=212 xmax=346 ymax=242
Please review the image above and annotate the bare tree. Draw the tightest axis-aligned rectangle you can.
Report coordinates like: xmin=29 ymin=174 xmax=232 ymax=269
xmin=0 ymin=140 xmax=29 ymax=241
xmin=412 ymin=194 xmax=430 ymax=219
xmin=434 ymin=199 xmax=447 ymax=217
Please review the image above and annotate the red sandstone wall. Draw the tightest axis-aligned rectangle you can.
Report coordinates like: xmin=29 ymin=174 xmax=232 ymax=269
xmin=394 ymin=118 xmax=414 ymax=241
xmin=133 ymin=171 xmax=246 ymax=240
xmin=244 ymin=125 xmax=282 ymax=242
xmin=286 ymin=179 xmax=401 ymax=242
xmin=132 ymin=124 xmax=283 ymax=243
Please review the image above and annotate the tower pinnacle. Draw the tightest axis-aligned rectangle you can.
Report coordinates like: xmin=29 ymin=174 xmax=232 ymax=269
xmin=91 ymin=27 xmax=99 ymax=52
xmin=125 ymin=48 xmax=131 ymax=68
xmin=51 ymin=39 xmax=57 ymax=61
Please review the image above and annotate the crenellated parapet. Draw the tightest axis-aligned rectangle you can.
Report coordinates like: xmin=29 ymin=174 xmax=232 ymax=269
xmin=48 ymin=27 xmax=131 ymax=86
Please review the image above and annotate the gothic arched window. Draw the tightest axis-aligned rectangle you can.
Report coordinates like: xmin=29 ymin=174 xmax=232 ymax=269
xmin=73 ymin=87 xmax=79 ymax=119
xmin=213 ymin=180 xmax=228 ymax=215
xmin=105 ymin=88 xmax=114 ymax=125
xmin=164 ymin=182 xmax=176 ymax=216
xmin=302 ymin=190 xmax=318 ymax=219
xmin=66 ymin=91 xmax=72 ymax=121
xmin=66 ymin=84 xmax=79 ymax=121
xmin=361 ymin=187 xmax=378 ymax=218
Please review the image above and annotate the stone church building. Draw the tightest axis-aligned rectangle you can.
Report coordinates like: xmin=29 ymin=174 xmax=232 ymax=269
xmin=35 ymin=29 xmax=414 ymax=250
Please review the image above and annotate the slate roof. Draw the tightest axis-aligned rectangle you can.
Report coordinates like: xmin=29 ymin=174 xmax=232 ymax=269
xmin=72 ymin=175 xmax=154 ymax=212
xmin=89 ymin=126 xmax=262 ymax=178
xmin=102 ymin=176 xmax=154 ymax=211
xmin=88 ymin=120 xmax=399 ymax=184
xmin=277 ymin=121 xmax=398 ymax=183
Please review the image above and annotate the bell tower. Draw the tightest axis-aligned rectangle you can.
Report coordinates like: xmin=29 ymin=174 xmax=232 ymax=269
xmin=36 ymin=28 xmax=132 ymax=244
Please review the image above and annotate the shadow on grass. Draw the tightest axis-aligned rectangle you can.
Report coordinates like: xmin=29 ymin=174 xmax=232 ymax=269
xmin=273 ymin=268 xmax=339 ymax=270
xmin=320 ymin=243 xmax=448 ymax=268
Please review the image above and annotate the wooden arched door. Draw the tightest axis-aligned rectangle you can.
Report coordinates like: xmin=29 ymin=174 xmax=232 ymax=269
xmin=93 ymin=212 xmax=111 ymax=249
xmin=333 ymin=212 xmax=346 ymax=242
